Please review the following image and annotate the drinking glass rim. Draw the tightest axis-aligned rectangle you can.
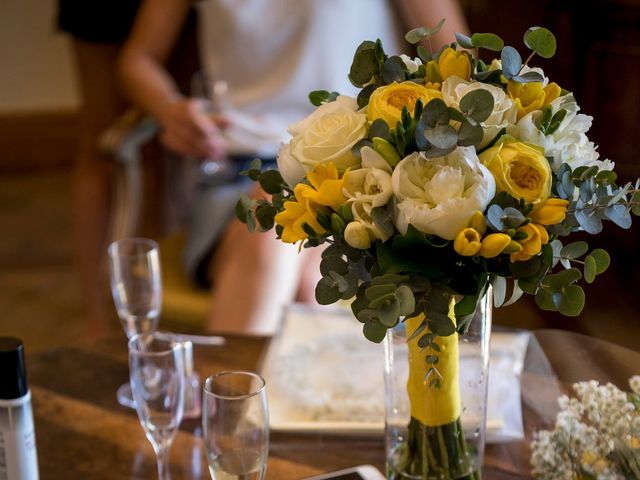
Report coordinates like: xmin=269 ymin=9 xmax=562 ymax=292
xmin=204 ymin=371 xmax=265 ymax=399
xmin=128 ymin=331 xmax=181 ymax=357
xmin=108 ymin=237 xmax=159 ymax=258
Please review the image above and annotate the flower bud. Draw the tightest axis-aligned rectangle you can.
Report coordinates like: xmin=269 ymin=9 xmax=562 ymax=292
xmin=372 ymin=137 xmax=401 ymax=167
xmin=503 ymin=240 xmax=523 ymax=255
xmin=438 ymin=47 xmax=471 ymax=81
xmin=453 ymin=228 xmax=482 ymax=256
xmin=479 ymin=233 xmax=512 ymax=258
xmin=529 ymin=198 xmax=569 ymax=226
xmin=344 ymin=221 xmax=372 ymax=250
xmin=469 ymin=211 xmax=487 ymax=236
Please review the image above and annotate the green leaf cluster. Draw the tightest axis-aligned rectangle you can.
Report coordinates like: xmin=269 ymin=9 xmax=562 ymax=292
xmin=415 ymin=90 xmax=494 ymax=157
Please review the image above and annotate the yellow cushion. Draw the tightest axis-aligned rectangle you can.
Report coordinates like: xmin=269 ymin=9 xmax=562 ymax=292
xmin=158 ymin=233 xmax=209 ymax=331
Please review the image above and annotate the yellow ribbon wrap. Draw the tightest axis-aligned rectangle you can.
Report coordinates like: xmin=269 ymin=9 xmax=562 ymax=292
xmin=405 ymin=299 xmax=460 ymax=427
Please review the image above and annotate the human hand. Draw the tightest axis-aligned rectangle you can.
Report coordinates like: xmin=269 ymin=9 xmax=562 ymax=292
xmin=157 ymin=98 xmax=227 ymax=159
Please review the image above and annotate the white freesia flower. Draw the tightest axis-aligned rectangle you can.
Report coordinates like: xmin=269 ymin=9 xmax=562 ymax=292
xmin=512 ymin=94 xmax=615 ymax=173
xmin=343 ymin=147 xmax=394 ymax=242
xmin=392 ymin=146 xmax=496 ymax=240
xmin=285 ymin=95 xmax=366 ymax=181
xmin=399 ymin=54 xmax=422 ymax=74
xmin=441 ymin=77 xmax=517 ymax=148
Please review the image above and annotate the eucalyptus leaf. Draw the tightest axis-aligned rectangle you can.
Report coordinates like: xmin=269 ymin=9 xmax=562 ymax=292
xmin=457 ymin=120 xmax=483 ymax=147
xmin=396 ymin=285 xmax=416 ymax=316
xmin=371 ymin=207 xmax=395 ymax=239
xmin=315 ymin=276 xmax=342 ymax=305
xmin=357 ymin=84 xmax=377 ymax=109
xmin=405 ymin=18 xmax=445 ymax=44
xmin=524 ymin=27 xmax=557 ymax=59
xmin=557 ymin=284 xmax=585 ymax=316
xmin=308 ymin=90 xmax=339 ymax=106
xmin=258 ymin=169 xmax=285 ymax=194
xmin=471 ymin=32 xmax=504 ymax=51
xmin=363 ymin=321 xmax=388 ymax=343
xmin=501 ymin=46 xmax=522 ymax=79
xmin=455 ymin=32 xmax=474 ymax=49
xmin=349 ymin=41 xmax=378 ymax=87
xmin=584 ymin=255 xmax=597 ymax=283
xmin=510 ymin=71 xmax=545 ymax=83
xmin=369 ymin=119 xmax=391 ymax=141
xmin=320 ymin=255 xmax=349 ymax=277
xmin=543 ymin=268 xmax=582 ymax=290
xmin=575 ymin=208 xmax=603 ymax=234
xmin=424 ymin=124 xmax=458 ymax=149
xmin=590 ymin=249 xmax=610 ymax=274
xmin=428 ymin=311 xmax=456 ymax=336
xmin=560 ymin=241 xmax=588 ymax=260
xmin=382 ymin=56 xmax=407 ymax=84
xmin=365 ymin=284 xmax=397 ymax=301
xmin=421 ymin=98 xmax=450 ymax=127
xmin=255 ymin=205 xmax=277 ymax=230
xmin=535 ymin=288 xmax=557 ymax=311
xmin=459 ymin=89 xmax=494 ymax=123
xmin=379 ymin=299 xmax=401 ymax=327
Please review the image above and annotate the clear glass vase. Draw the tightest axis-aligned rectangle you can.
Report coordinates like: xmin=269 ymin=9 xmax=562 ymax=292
xmin=384 ymin=288 xmax=492 ymax=480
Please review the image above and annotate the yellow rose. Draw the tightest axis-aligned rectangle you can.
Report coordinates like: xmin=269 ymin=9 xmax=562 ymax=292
xmin=453 ymin=228 xmax=482 ymax=256
xmin=507 ymin=81 xmax=561 ymax=120
xmin=529 ymin=198 xmax=569 ymax=225
xmin=438 ymin=47 xmax=471 ymax=82
xmin=367 ymin=82 xmax=441 ymax=129
xmin=479 ymin=140 xmax=552 ymax=208
xmin=479 ymin=233 xmax=512 ymax=258
xmin=510 ymin=223 xmax=549 ymax=262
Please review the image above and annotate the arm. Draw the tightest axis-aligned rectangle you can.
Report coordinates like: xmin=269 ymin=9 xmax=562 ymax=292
xmin=393 ymin=0 xmax=469 ymax=47
xmin=117 ymin=0 xmax=224 ymax=159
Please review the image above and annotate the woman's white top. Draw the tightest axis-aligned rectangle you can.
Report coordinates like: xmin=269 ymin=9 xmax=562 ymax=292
xmin=196 ymin=0 xmax=403 ymax=156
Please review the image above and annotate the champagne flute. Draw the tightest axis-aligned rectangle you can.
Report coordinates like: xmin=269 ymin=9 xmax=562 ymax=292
xmin=203 ymin=371 xmax=269 ymax=480
xmin=129 ymin=332 xmax=185 ymax=480
xmin=108 ymin=238 xmax=162 ymax=407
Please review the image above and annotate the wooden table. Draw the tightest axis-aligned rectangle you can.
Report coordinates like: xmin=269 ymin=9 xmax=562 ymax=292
xmin=27 ymin=330 xmax=639 ymax=479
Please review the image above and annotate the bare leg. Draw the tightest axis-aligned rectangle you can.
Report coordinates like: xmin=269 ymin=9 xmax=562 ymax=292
xmin=206 ymin=219 xmax=306 ymax=336
xmin=71 ymin=40 xmax=127 ymax=339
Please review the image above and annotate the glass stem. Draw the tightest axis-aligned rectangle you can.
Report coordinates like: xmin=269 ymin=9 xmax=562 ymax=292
xmin=156 ymin=447 xmax=171 ymax=480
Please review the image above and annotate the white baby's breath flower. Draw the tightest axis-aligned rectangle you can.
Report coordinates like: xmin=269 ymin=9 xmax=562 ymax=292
xmin=511 ymin=94 xmax=614 ymax=173
xmin=392 ymin=146 xmax=495 ymax=240
xmin=441 ymin=76 xmax=517 ymax=148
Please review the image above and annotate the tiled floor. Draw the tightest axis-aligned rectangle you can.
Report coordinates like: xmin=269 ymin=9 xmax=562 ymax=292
xmin=0 ymin=169 xmax=638 ymax=352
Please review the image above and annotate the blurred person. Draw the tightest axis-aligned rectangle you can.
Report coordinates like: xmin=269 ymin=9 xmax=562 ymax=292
xmin=118 ymin=0 xmax=468 ymax=335
xmin=58 ymin=0 xmax=142 ymax=338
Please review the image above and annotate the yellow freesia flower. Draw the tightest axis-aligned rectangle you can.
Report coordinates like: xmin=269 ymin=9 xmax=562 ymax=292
xmin=368 ymin=81 xmax=441 ymax=129
xmin=529 ymin=198 xmax=569 ymax=225
xmin=479 ymin=233 xmax=512 ymax=258
xmin=274 ymin=162 xmax=347 ymax=244
xmin=438 ymin=47 xmax=471 ymax=82
xmin=274 ymin=195 xmax=325 ymax=244
xmin=507 ymin=81 xmax=561 ymax=120
xmin=454 ymin=228 xmax=482 ymax=256
xmin=511 ymin=223 xmax=549 ymax=262
xmin=469 ymin=211 xmax=487 ymax=236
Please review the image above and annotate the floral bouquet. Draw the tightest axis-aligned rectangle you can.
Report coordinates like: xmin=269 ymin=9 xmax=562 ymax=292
xmin=235 ymin=20 xmax=640 ymax=479
xmin=531 ymin=376 xmax=640 ymax=479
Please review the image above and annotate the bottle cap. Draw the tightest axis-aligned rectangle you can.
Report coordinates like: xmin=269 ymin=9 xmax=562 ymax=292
xmin=0 ymin=337 xmax=28 ymax=400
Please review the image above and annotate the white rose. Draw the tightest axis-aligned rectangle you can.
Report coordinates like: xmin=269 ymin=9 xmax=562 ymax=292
xmin=343 ymin=147 xmax=393 ymax=242
xmin=276 ymin=143 xmax=307 ymax=188
xmin=511 ymin=94 xmax=614 ymax=173
xmin=288 ymin=95 xmax=366 ymax=173
xmin=392 ymin=147 xmax=496 ymax=240
xmin=399 ymin=54 xmax=422 ymax=74
xmin=441 ymin=77 xmax=517 ymax=148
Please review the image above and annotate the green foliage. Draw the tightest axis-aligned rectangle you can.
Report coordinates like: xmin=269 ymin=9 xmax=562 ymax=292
xmin=308 ymin=90 xmax=339 ymax=106
xmin=456 ymin=32 xmax=504 ymax=52
xmin=405 ymin=19 xmax=445 ymax=45
xmin=524 ymin=27 xmax=557 ymax=59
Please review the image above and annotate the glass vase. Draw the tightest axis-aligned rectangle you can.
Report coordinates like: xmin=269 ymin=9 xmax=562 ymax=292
xmin=384 ymin=288 xmax=492 ymax=480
